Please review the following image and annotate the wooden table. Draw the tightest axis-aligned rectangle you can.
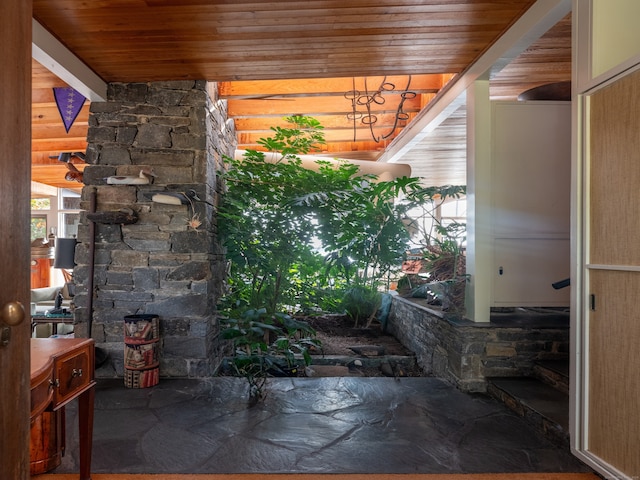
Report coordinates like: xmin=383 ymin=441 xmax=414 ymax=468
xmin=31 ymin=313 xmax=74 ymax=336
xmin=31 ymin=338 xmax=96 ymax=479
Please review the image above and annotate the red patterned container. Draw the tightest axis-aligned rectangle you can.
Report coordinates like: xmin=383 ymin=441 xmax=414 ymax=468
xmin=124 ymin=314 xmax=160 ymax=388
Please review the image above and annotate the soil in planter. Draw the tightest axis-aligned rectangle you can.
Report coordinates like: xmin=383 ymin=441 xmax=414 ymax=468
xmin=302 ymin=314 xmax=426 ymax=377
xmin=219 ymin=314 xmax=426 ymax=378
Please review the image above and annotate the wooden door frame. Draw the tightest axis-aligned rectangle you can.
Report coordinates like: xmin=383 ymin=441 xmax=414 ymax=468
xmin=571 ymin=49 xmax=640 ymax=480
xmin=0 ymin=0 xmax=33 ymax=478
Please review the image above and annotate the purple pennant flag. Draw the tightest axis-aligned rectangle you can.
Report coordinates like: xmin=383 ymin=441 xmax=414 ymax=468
xmin=53 ymin=87 xmax=86 ymax=133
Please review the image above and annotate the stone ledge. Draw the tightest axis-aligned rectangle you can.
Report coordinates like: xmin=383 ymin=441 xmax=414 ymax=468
xmin=388 ymin=296 xmax=570 ymax=392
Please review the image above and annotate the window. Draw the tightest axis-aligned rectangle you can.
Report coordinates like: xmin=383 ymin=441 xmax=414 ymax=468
xmin=31 ymin=215 xmax=48 ymax=242
xmin=58 ymin=189 xmax=81 ymax=238
xmin=31 ymin=197 xmax=51 ymax=242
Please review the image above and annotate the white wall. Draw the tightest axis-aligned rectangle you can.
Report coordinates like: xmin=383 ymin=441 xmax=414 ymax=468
xmin=490 ymin=101 xmax=571 ymax=307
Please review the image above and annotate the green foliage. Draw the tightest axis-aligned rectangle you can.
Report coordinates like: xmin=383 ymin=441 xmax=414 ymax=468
xmin=218 ymin=115 xmax=420 ymax=314
xmin=218 ymin=117 xmax=325 ymax=312
xmin=220 ymin=308 xmax=321 ymax=402
xmin=314 ymin=177 xmax=420 ymax=289
xmin=340 ymin=285 xmax=382 ymax=328
xmin=395 ymin=185 xmax=468 ymax=314
xmin=216 ymin=116 xmax=470 ymax=398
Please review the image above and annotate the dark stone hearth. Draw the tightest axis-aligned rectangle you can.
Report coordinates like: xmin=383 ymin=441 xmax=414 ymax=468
xmin=81 ymin=165 xmax=115 ymax=185
xmin=151 ymin=294 xmax=208 ymax=317
xmin=87 ymin=126 xmax=117 ymax=143
xmin=98 ymin=145 xmax=131 ymax=164
xmin=132 ymin=268 xmax=159 ymax=290
xmin=131 ymin=149 xmax=194 ymax=165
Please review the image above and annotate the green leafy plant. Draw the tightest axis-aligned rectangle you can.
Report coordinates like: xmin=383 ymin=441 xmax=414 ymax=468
xmin=395 ymin=185 xmax=468 ymax=315
xmin=218 ymin=116 xmax=331 ymax=313
xmin=218 ymin=116 xmax=451 ymax=355
xmin=340 ymin=285 xmax=382 ymax=328
xmin=218 ymin=115 xmax=417 ymax=314
xmin=311 ymin=175 xmax=420 ymax=293
xmin=220 ymin=308 xmax=321 ymax=403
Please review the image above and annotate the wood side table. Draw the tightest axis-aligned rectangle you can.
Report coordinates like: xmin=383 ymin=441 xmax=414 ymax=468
xmin=31 ymin=313 xmax=74 ymax=336
xmin=31 ymin=337 xmax=96 ymax=479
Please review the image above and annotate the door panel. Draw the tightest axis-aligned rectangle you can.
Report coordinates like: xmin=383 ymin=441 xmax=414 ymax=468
xmin=588 ymin=270 xmax=640 ymax=475
xmin=0 ymin=1 xmax=32 ymax=478
xmin=586 ymin=66 xmax=640 ymax=479
xmin=589 ymin=68 xmax=640 ymax=266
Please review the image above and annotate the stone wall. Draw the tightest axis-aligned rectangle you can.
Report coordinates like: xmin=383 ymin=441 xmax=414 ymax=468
xmin=388 ymin=296 xmax=569 ymax=392
xmin=73 ymin=81 xmax=235 ymax=378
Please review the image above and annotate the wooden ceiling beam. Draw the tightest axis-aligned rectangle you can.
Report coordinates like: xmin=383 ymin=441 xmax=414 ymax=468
xmin=31 ymin=139 xmax=88 ymax=152
xmin=227 ymin=94 xmax=423 ymax=116
xmin=31 ymin=164 xmax=86 ymax=190
xmin=38 ymin=5 xmax=523 ymax=31
xmin=232 ymin=112 xmax=418 ymax=131
xmin=29 ymin=0 xmax=570 ymax=182
xmin=237 ymin=127 xmax=410 ymax=144
xmin=219 ymin=75 xmax=449 ymax=98
xmin=32 ymin=111 xmax=87 ymax=125
xmin=236 ymin=140 xmax=388 ymax=156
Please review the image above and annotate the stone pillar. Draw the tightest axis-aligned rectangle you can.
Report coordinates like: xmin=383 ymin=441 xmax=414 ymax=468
xmin=73 ymin=81 xmax=235 ymax=378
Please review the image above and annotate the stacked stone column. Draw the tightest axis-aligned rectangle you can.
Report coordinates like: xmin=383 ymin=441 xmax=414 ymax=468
xmin=73 ymin=81 xmax=235 ymax=378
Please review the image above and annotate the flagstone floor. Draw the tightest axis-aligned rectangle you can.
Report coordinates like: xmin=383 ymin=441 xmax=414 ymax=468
xmin=52 ymin=377 xmax=592 ymax=475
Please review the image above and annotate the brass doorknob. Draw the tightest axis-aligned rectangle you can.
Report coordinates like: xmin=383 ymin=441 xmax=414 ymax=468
xmin=1 ymin=301 xmax=26 ymax=326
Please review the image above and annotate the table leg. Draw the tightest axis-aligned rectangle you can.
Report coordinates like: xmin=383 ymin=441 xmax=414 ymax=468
xmin=77 ymin=386 xmax=95 ymax=480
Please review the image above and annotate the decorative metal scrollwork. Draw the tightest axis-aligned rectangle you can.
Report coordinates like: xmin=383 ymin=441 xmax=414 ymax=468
xmin=345 ymin=76 xmax=415 ymax=143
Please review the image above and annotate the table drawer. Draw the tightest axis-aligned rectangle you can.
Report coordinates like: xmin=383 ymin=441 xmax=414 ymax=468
xmin=30 ymin=369 xmax=54 ymax=419
xmin=54 ymin=343 xmax=94 ymax=406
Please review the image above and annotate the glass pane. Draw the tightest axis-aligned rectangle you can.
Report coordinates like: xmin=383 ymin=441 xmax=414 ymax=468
xmin=31 ymin=198 xmax=51 ymax=210
xmin=441 ymin=198 xmax=467 ymax=218
xmin=62 ymin=195 xmax=81 ymax=210
xmin=61 ymin=213 xmax=80 ymax=238
xmin=31 ymin=216 xmax=47 ymax=242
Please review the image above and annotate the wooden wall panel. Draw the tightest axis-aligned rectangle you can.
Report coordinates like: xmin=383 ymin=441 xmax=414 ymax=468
xmin=588 ymin=270 xmax=640 ymax=477
xmin=587 ymin=66 xmax=640 ymax=478
xmin=589 ymin=68 xmax=640 ymax=266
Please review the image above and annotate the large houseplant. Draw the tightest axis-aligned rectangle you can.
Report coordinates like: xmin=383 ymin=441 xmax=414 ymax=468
xmin=217 ymin=115 xmax=431 ymax=399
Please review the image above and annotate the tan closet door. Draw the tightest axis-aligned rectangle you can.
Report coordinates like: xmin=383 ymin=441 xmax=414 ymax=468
xmin=587 ymin=68 xmax=640 ymax=477
xmin=588 ymin=270 xmax=640 ymax=475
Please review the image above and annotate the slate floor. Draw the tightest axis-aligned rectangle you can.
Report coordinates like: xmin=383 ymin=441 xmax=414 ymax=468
xmin=52 ymin=376 xmax=592 ymax=475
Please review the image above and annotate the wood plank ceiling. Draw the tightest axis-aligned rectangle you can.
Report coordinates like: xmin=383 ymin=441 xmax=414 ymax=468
xmin=31 ymin=1 xmax=571 ymax=190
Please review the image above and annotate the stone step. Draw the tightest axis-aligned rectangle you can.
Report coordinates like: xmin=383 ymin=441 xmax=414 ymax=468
xmin=533 ymin=359 xmax=569 ymax=395
xmin=220 ymin=354 xmax=419 ymax=378
xmin=310 ymin=354 xmax=419 ymax=377
xmin=486 ymin=376 xmax=569 ymax=447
